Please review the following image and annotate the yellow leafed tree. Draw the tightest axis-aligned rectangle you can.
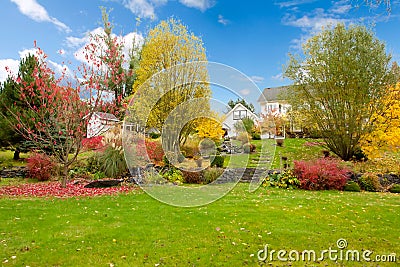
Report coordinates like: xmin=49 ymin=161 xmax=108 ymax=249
xmin=128 ymin=18 xmax=211 ymax=152
xmin=360 ymin=83 xmax=400 ymax=158
xmin=195 ymin=116 xmax=225 ymax=141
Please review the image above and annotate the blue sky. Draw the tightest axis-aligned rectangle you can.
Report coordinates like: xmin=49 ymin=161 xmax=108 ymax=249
xmin=1 ymin=0 xmax=400 ymax=112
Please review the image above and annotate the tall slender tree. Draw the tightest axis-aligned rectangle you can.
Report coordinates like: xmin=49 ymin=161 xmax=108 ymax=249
xmin=83 ymin=7 xmax=141 ymax=118
xmin=129 ymin=18 xmax=211 ymax=152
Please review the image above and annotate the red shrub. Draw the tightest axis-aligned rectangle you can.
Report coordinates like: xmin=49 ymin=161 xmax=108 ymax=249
xmin=145 ymin=140 xmax=164 ymax=163
xmin=82 ymin=136 xmax=104 ymax=150
xmin=27 ymin=153 xmax=56 ymax=181
xmin=293 ymin=158 xmax=350 ymax=190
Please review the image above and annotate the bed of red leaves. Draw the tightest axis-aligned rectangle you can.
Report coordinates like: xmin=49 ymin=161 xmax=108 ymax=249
xmin=0 ymin=180 xmax=137 ymax=198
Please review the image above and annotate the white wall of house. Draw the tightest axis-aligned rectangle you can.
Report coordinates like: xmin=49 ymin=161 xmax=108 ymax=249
xmin=260 ymin=101 xmax=291 ymax=116
xmin=87 ymin=113 xmax=119 ymax=138
xmin=222 ymin=103 xmax=259 ymax=137
xmin=259 ymin=101 xmax=303 ymax=137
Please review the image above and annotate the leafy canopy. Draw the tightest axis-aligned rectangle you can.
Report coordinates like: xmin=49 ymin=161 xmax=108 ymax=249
xmin=360 ymin=83 xmax=400 ymax=158
xmin=128 ymin=18 xmax=211 ymax=150
xmin=284 ymin=23 xmax=395 ymax=160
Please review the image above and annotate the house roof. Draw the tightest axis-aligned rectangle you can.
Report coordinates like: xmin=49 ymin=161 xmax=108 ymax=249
xmin=258 ymin=86 xmax=289 ymax=103
xmin=94 ymin=112 xmax=119 ymax=121
xmin=224 ymin=103 xmax=259 ymax=121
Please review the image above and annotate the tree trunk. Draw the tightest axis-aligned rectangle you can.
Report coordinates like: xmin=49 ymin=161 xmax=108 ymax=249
xmin=61 ymin=165 xmax=68 ymax=188
xmin=13 ymin=149 xmax=20 ymax=160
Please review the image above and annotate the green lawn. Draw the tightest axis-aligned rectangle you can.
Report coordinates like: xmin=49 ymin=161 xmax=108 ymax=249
xmin=270 ymin=138 xmax=326 ymax=168
xmin=1 ymin=184 xmax=399 ymax=266
xmin=224 ymin=138 xmax=325 ymax=169
xmin=223 ymin=137 xmax=400 ymax=175
xmin=0 ymin=150 xmax=29 ymax=168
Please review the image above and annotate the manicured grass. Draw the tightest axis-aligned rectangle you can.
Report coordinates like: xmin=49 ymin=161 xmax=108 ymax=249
xmin=0 ymin=178 xmax=39 ymax=187
xmin=0 ymin=150 xmax=29 ymax=168
xmin=1 ymin=184 xmax=399 ymax=266
xmin=223 ymin=138 xmax=325 ymax=169
xmin=271 ymin=138 xmax=326 ymax=168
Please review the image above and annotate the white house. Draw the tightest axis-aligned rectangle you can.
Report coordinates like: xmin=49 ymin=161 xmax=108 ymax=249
xmin=258 ymin=86 xmax=303 ymax=137
xmin=87 ymin=112 xmax=120 ymax=138
xmin=258 ymin=86 xmax=291 ymax=117
xmin=222 ymin=103 xmax=259 ymax=137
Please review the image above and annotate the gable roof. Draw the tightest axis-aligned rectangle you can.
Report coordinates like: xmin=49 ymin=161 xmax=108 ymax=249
xmin=258 ymin=86 xmax=289 ymax=103
xmin=224 ymin=103 xmax=259 ymax=121
xmin=94 ymin=112 xmax=119 ymax=122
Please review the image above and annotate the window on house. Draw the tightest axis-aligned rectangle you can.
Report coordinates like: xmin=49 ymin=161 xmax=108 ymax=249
xmin=233 ymin=110 xmax=247 ymax=120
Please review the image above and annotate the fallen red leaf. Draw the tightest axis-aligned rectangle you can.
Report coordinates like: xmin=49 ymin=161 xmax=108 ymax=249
xmin=0 ymin=181 xmax=137 ymax=198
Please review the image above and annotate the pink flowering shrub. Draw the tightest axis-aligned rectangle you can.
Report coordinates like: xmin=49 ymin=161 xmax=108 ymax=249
xmin=27 ymin=153 xmax=55 ymax=181
xmin=293 ymin=158 xmax=350 ymax=190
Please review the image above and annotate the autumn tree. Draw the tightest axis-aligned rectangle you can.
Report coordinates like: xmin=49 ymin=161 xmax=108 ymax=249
xmin=360 ymin=83 xmax=400 ymax=158
xmin=284 ymin=23 xmax=396 ymax=160
xmin=1 ymin=47 xmax=102 ymax=187
xmin=83 ymin=7 xmax=141 ymax=118
xmin=0 ymin=54 xmax=44 ymax=158
xmin=129 ymin=18 xmax=211 ymax=153
xmin=195 ymin=116 xmax=225 ymax=141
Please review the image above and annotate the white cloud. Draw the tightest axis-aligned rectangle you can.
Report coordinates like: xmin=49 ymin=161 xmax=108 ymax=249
xmin=239 ymin=88 xmax=251 ymax=96
xmin=18 ymin=48 xmax=38 ymax=59
xmin=330 ymin=4 xmax=352 ymax=14
xmin=0 ymin=48 xmax=39 ymax=82
xmin=329 ymin=0 xmax=352 ymax=15
xmin=48 ymin=60 xmax=73 ymax=78
xmin=10 ymin=0 xmax=71 ymax=32
xmin=122 ymin=0 xmax=157 ymax=19
xmin=0 ymin=59 xmax=19 ymax=82
xmin=282 ymin=12 xmax=345 ymax=33
xmin=280 ymin=1 xmax=355 ymax=52
xmin=0 ymin=47 xmax=74 ymax=83
xmin=120 ymin=0 xmax=214 ymax=18
xmin=276 ymin=0 xmax=317 ymax=8
xmin=121 ymin=32 xmax=145 ymax=60
xmin=272 ymin=73 xmax=284 ymax=81
xmin=70 ymin=28 xmax=105 ymax=63
xmin=179 ymin=0 xmax=215 ymax=11
xmin=69 ymin=28 xmax=144 ymax=69
xmin=151 ymin=0 xmax=168 ymax=5
xmin=66 ymin=36 xmax=87 ymax=48
xmin=250 ymin=75 xmax=264 ymax=83
xmin=218 ymin=15 xmax=230 ymax=25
